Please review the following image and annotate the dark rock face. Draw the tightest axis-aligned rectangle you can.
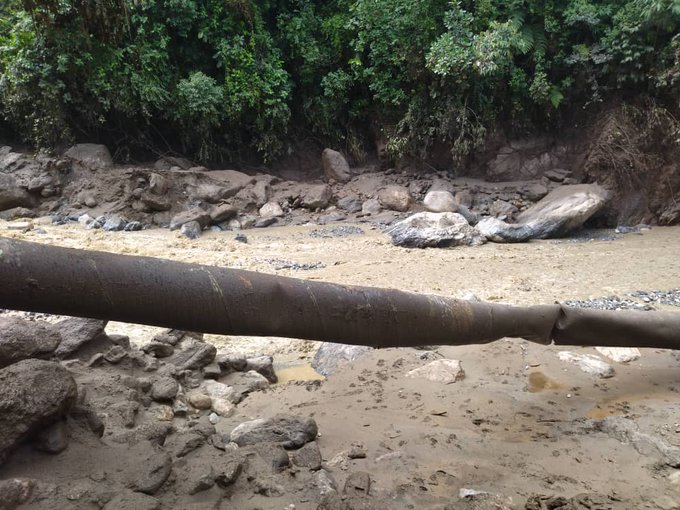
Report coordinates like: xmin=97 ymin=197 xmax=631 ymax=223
xmin=0 ymin=360 xmax=77 ymax=463
xmin=387 ymin=212 xmax=485 ymax=248
xmin=0 ymin=317 xmax=61 ymax=368
xmin=229 ymin=415 xmax=318 ymax=449
xmin=54 ymin=318 xmax=108 ymax=359
xmin=312 ymin=342 xmax=373 ymax=377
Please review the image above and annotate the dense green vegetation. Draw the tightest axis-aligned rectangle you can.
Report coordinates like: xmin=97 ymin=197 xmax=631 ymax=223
xmin=0 ymin=0 xmax=678 ymax=165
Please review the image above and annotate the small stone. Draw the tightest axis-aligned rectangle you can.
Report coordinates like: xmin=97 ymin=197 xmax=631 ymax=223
xmin=172 ymin=395 xmax=188 ymax=416
xmin=405 ymin=359 xmax=465 ymax=384
xmin=347 ymin=445 xmax=366 ymax=459
xmin=202 ymin=362 xmax=221 ymax=379
xmin=301 ymin=184 xmax=333 ymax=209
xmin=361 ymin=198 xmax=381 ymax=215
xmin=344 ymin=472 xmax=371 ymax=495
xmin=259 ymin=201 xmax=284 ymax=218
xmin=209 ymin=412 xmax=221 ymax=425
xmin=103 ymin=216 xmax=127 ymax=231
xmin=188 ymin=469 xmax=215 ymax=495
xmin=212 ymin=398 xmax=235 ymax=417
xmin=423 ymin=190 xmax=456 ymax=213
xmin=108 ymin=334 xmax=131 ymax=350
xmin=378 ymin=185 xmax=412 ymax=212
xmin=176 ymin=433 xmax=205 ymax=457
xmin=168 ymin=341 xmax=216 ymax=371
xmin=234 ymin=233 xmax=248 ymax=243
xmin=245 ymin=355 xmax=277 ymax=383
xmin=33 ymin=420 xmax=69 ymax=454
xmin=124 ymin=221 xmax=143 ymax=232
xmin=271 ymin=446 xmax=291 ymax=471
xmin=104 ymin=345 xmax=127 ymax=364
xmin=188 ymin=392 xmax=212 ymax=410
xmin=215 ymin=458 xmax=243 ymax=487
xmin=594 ymin=347 xmax=641 ymax=363
xmin=154 ymin=405 xmax=174 ymax=422
xmin=229 ymin=415 xmax=317 ymax=449
xmin=151 ymin=377 xmax=179 ymax=402
xmin=557 ymin=351 xmax=615 ymax=378
xmin=337 ymin=196 xmax=362 ymax=213
xmin=142 ymin=342 xmax=174 ymax=358
xmin=180 ymin=220 xmax=202 ymax=240
xmin=291 ymin=441 xmax=322 ymax=470
xmin=254 ymin=217 xmax=277 ymax=228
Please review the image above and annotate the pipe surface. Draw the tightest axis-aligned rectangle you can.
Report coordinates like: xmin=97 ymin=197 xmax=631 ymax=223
xmin=0 ymin=238 xmax=678 ymax=349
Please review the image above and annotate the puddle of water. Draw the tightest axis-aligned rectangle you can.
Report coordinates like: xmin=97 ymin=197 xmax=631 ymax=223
xmin=586 ymin=392 xmax=680 ymax=420
xmin=276 ymin=364 xmax=325 ymax=383
xmin=527 ymin=371 xmax=563 ymax=393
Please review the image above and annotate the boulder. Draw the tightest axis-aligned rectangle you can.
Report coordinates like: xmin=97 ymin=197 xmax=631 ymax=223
xmin=54 ymin=318 xmax=107 ymax=359
xmin=301 ymin=184 xmax=333 ymax=209
xmin=209 ymin=203 xmax=238 ymax=223
xmin=208 ymin=170 xmax=255 ymax=198
xmin=378 ymin=185 xmax=412 ymax=212
xmin=140 ymin=193 xmax=171 ymax=212
xmin=169 ymin=208 xmax=211 ymax=230
xmin=64 ymin=144 xmax=113 ymax=169
xmin=522 ymin=182 xmax=549 ymax=201
xmin=167 ymin=340 xmax=216 ymax=371
xmin=0 ymin=360 xmax=77 ymax=463
xmin=150 ymin=377 xmax=179 ymax=402
xmin=361 ymin=198 xmax=381 ymax=215
xmin=148 ymin=173 xmax=169 ymax=195
xmin=252 ymin=180 xmax=270 ymax=206
xmin=102 ymin=215 xmax=127 ymax=232
xmin=0 ymin=317 xmax=62 ymax=368
xmin=229 ymin=415 xmax=318 ymax=449
xmin=180 ymin=221 xmax=202 ymax=240
xmin=387 ymin=212 xmax=486 ymax=248
xmin=312 ymin=343 xmax=373 ymax=377
xmin=477 ymin=184 xmax=609 ymax=242
xmin=423 ymin=190 xmax=457 ymax=213
xmin=259 ymin=201 xmax=284 ymax=218
xmin=321 ymin=149 xmax=352 ymax=183
xmin=337 ymin=196 xmax=363 ymax=213
xmin=557 ymin=351 xmax=615 ymax=378
xmin=0 ymin=174 xmax=33 ymax=212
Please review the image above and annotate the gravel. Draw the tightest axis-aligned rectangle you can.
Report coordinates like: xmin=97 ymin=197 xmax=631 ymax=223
xmin=562 ymin=296 xmax=655 ymax=311
xmin=629 ymin=289 xmax=680 ymax=307
xmin=308 ymin=226 xmax=364 ymax=238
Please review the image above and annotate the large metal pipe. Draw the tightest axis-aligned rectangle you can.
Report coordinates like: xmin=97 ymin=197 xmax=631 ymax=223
xmin=0 ymin=238 xmax=678 ymax=350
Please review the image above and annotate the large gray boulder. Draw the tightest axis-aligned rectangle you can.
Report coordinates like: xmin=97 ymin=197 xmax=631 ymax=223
xmin=301 ymin=184 xmax=333 ymax=209
xmin=387 ymin=212 xmax=486 ymax=248
xmin=477 ymin=184 xmax=609 ymax=242
xmin=0 ymin=317 xmax=62 ymax=368
xmin=423 ymin=190 xmax=457 ymax=213
xmin=0 ymin=360 xmax=77 ymax=463
xmin=321 ymin=149 xmax=351 ymax=183
xmin=378 ymin=185 xmax=412 ymax=212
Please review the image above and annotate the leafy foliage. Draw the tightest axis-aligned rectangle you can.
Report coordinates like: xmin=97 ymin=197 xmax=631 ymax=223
xmin=0 ymin=0 xmax=678 ymax=165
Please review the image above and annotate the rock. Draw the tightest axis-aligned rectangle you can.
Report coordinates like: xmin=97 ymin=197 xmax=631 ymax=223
xmin=5 ymin=221 xmax=33 ymax=231
xmin=594 ymin=347 xmax=641 ymax=363
xmin=0 ymin=360 xmax=77 ymax=463
xmin=245 ymin=355 xmax=277 ymax=383
xmin=387 ymin=212 xmax=486 ymax=248
xmin=215 ymin=457 xmax=244 ymax=487
xmin=337 ymin=196 xmax=363 ymax=213
xmin=322 ymin=148 xmax=352 ymax=183
xmin=33 ymin=420 xmax=69 ymax=454
xmin=142 ymin=341 xmax=174 ymax=358
xmin=348 ymin=445 xmax=367 ymax=459
xmin=490 ymin=199 xmax=517 ymax=219
xmin=101 ymin=345 xmax=126 ymax=364
xmin=361 ymin=198 xmax=381 ymax=215
xmin=222 ymin=370 xmax=270 ymax=399
xmin=202 ymin=380 xmax=238 ymax=405
xmin=151 ymin=377 xmax=179 ymax=402
xmin=54 ymin=318 xmax=107 ymax=359
xmin=188 ymin=468 xmax=215 ymax=495
xmin=312 ymin=343 xmax=373 ymax=377
xmin=102 ymin=215 xmax=127 ymax=231
xmin=64 ymin=144 xmax=113 ymax=168
xmin=557 ymin=351 xmax=615 ymax=378
xmin=406 ymin=359 xmax=465 ymax=383
xmin=229 ymin=415 xmax=318 ymax=449
xmin=103 ymin=489 xmax=160 ymax=510
xmin=169 ymin=208 xmax=211 ymax=230
xmin=291 ymin=441 xmax=322 ymax=470
xmin=209 ymin=413 xmax=221 ymax=425
xmin=423 ymin=190 xmax=457 ymax=213
xmin=124 ymin=221 xmax=144 ymax=232
xmin=202 ymin=362 xmax=221 ymax=379
xmin=477 ymin=184 xmax=609 ymax=242
xmin=544 ymin=168 xmax=572 ymax=182
xmin=0 ymin=317 xmax=61 ymax=368
xmin=180 ymin=220 xmax=202 ymax=240
xmin=148 ymin=173 xmax=168 ymax=195
xmin=302 ymin=184 xmax=333 ymax=209
xmin=270 ymin=446 xmax=291 ymax=471
xmin=190 ymin=183 xmax=228 ymax=203
xmin=141 ymin=193 xmax=171 ymax=212
xmin=314 ymin=469 xmax=338 ymax=497
xmin=168 ymin=340 xmax=216 ymax=371
xmin=176 ymin=432 xmax=206 ymax=457
xmin=125 ymin=444 xmax=172 ymax=494
xmin=0 ymin=173 xmax=33 ymax=212
xmin=254 ymin=217 xmax=277 ymax=228
xmin=0 ymin=478 xmax=38 ymax=509
xmin=259 ymin=201 xmax=284 ymax=218
xmin=378 ymin=185 xmax=412 ymax=212
xmin=209 ymin=203 xmax=238 ymax=223
xmin=209 ymin=169 xmax=255 ymax=198
xmin=523 ymin=182 xmax=549 ymax=201
xmin=188 ymin=392 xmax=212 ymax=410
xmin=154 ymin=156 xmax=192 ymax=171
xmin=251 ymin=180 xmax=269 ymax=206
xmin=344 ymin=471 xmax=371 ymax=495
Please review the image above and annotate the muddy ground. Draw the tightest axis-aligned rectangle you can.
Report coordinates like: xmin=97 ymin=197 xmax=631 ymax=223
xmin=1 ymin=221 xmax=680 ymax=509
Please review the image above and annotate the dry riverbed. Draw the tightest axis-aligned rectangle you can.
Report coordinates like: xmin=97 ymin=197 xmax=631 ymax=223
xmin=1 ymin=221 xmax=680 ymax=509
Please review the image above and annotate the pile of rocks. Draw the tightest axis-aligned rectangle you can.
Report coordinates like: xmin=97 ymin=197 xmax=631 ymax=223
xmin=0 ymin=315 xmax=376 ymax=509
